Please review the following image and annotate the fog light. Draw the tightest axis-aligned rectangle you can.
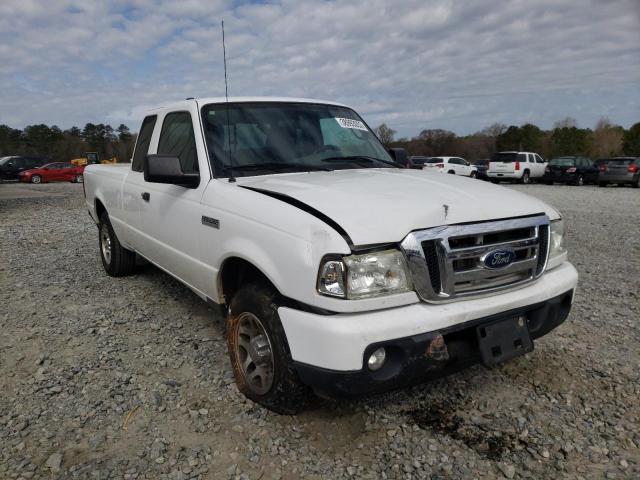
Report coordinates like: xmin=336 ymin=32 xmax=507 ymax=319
xmin=367 ymin=347 xmax=386 ymax=371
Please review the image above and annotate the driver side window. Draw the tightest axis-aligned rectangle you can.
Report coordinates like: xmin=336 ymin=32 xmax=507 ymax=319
xmin=157 ymin=112 xmax=198 ymax=173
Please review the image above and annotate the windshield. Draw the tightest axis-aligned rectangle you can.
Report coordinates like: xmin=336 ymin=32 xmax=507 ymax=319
xmin=201 ymin=102 xmax=395 ymax=177
xmin=491 ymin=152 xmax=518 ymax=163
xmin=0 ymin=156 xmax=15 ymax=166
xmin=550 ymin=157 xmax=576 ymax=167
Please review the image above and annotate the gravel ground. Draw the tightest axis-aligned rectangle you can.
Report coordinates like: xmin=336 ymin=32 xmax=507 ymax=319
xmin=1 ymin=181 xmax=639 ymax=480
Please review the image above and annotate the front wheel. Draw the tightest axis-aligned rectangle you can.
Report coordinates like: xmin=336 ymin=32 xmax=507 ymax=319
xmin=98 ymin=212 xmax=136 ymax=276
xmin=73 ymin=174 xmax=83 ymax=183
xmin=227 ymin=283 xmax=312 ymax=414
xmin=469 ymin=171 xmax=477 ymax=179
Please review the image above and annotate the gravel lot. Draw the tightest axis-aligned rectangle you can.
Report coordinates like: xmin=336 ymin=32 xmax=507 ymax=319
xmin=1 ymin=181 xmax=639 ymax=480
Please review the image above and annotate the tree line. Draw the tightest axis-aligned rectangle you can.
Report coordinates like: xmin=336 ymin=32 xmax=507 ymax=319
xmin=376 ymin=118 xmax=640 ymax=161
xmin=2 ymin=116 xmax=639 ymax=164
xmin=0 ymin=123 xmax=137 ymax=163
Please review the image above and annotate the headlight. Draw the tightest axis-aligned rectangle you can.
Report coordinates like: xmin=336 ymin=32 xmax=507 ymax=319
xmin=317 ymin=249 xmax=412 ymax=299
xmin=549 ymin=219 xmax=567 ymax=258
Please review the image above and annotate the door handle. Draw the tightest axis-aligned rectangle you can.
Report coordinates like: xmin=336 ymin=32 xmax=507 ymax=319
xmin=141 ymin=192 xmax=150 ymax=202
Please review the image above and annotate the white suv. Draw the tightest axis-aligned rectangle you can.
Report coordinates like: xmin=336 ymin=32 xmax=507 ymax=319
xmin=423 ymin=156 xmax=478 ymax=177
xmin=488 ymin=151 xmax=547 ymax=184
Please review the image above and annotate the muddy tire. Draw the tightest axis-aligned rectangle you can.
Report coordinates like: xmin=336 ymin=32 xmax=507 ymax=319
xmin=99 ymin=212 xmax=136 ymax=277
xmin=227 ymin=282 xmax=312 ymax=414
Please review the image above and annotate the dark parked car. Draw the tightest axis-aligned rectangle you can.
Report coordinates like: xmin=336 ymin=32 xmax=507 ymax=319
xmin=407 ymin=156 xmax=429 ymax=169
xmin=0 ymin=156 xmax=49 ymax=180
xmin=598 ymin=157 xmax=640 ymax=188
xmin=474 ymin=159 xmax=490 ymax=180
xmin=542 ymin=156 xmax=599 ymax=186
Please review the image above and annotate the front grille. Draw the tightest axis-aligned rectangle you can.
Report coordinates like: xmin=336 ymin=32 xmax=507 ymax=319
xmin=401 ymin=215 xmax=550 ymax=302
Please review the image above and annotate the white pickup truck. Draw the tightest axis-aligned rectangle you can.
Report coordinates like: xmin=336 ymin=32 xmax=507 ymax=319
xmin=84 ymin=97 xmax=578 ymax=414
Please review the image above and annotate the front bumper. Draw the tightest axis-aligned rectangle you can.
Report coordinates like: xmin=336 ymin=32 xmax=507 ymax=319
xmin=279 ymin=261 xmax=578 ymax=394
xmin=294 ymin=289 xmax=574 ymax=397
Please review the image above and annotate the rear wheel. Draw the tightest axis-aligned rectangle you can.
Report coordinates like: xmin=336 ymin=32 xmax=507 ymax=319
xmin=574 ymin=174 xmax=584 ymax=186
xmin=470 ymin=171 xmax=477 ymax=179
xmin=30 ymin=175 xmax=41 ymax=184
xmin=520 ymin=171 xmax=531 ymax=184
xmin=73 ymin=174 xmax=83 ymax=183
xmin=447 ymin=170 xmax=455 ymax=174
xmin=632 ymin=178 xmax=639 ymax=188
xmin=227 ymin=282 xmax=312 ymax=414
xmin=599 ymin=181 xmax=608 ymax=188
xmin=98 ymin=212 xmax=136 ymax=276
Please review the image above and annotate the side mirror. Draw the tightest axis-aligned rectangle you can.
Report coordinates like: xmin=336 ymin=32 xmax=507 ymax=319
xmin=388 ymin=148 xmax=409 ymax=168
xmin=144 ymin=155 xmax=199 ymax=188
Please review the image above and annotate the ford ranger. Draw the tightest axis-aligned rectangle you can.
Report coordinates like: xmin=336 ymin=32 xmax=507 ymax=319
xmin=83 ymin=97 xmax=578 ymax=414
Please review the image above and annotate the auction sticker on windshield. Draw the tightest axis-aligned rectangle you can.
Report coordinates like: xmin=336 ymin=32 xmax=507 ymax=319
xmin=335 ymin=117 xmax=368 ymax=131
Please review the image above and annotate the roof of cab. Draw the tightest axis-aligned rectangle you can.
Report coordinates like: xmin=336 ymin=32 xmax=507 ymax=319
xmin=146 ymin=96 xmax=349 ymax=113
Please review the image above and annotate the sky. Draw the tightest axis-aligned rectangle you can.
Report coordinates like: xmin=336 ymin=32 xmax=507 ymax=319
xmin=0 ymin=0 xmax=638 ymax=137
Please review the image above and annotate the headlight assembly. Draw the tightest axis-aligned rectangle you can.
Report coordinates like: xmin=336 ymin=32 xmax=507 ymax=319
xmin=317 ymin=249 xmax=412 ymax=299
xmin=549 ymin=218 xmax=567 ymax=259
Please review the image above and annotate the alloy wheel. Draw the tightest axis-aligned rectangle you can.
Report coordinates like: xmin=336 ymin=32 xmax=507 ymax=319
xmin=100 ymin=224 xmax=112 ymax=264
xmin=234 ymin=312 xmax=275 ymax=395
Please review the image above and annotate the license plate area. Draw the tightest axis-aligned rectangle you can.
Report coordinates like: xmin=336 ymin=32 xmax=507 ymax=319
xmin=476 ymin=315 xmax=532 ymax=366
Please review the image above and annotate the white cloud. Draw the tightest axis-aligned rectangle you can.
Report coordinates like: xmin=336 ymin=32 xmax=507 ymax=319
xmin=0 ymin=0 xmax=638 ymax=136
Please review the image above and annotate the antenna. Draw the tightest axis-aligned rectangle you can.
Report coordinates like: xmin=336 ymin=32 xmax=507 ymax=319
xmin=222 ymin=20 xmax=235 ymax=183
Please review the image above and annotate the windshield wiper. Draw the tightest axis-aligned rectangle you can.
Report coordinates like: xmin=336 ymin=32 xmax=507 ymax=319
xmin=321 ymin=156 xmax=401 ymax=168
xmin=223 ymin=162 xmax=332 ymax=173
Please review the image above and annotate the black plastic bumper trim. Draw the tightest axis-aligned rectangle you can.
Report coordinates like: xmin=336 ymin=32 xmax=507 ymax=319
xmin=294 ymin=289 xmax=574 ymax=397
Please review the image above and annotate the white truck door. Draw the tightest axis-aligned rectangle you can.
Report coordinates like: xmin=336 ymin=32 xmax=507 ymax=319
xmin=139 ymin=106 xmax=212 ymax=295
xmin=121 ymin=115 xmax=158 ymax=250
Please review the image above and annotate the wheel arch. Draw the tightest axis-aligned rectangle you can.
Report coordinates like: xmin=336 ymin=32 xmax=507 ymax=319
xmin=218 ymin=256 xmax=279 ymax=306
xmin=95 ymin=198 xmax=107 ymax=222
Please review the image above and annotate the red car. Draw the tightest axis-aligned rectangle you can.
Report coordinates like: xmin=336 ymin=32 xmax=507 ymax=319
xmin=18 ymin=162 xmax=85 ymax=184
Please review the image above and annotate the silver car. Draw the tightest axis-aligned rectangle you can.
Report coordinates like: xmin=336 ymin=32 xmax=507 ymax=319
xmin=598 ymin=157 xmax=640 ymax=188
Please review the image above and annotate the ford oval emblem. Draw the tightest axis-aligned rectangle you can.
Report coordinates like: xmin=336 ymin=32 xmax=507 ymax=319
xmin=482 ymin=248 xmax=516 ymax=269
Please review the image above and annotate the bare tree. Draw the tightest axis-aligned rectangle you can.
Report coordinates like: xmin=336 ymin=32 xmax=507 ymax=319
xmin=553 ymin=117 xmax=578 ymax=129
xmin=374 ymin=123 xmax=396 ymax=147
xmin=591 ymin=117 xmax=624 ymax=158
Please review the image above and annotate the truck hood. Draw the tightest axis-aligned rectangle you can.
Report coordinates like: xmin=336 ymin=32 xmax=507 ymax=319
xmin=237 ymin=169 xmax=556 ymax=246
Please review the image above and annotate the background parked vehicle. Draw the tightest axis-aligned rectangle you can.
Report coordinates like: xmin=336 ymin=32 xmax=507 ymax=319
xmin=473 ymin=159 xmax=490 ymax=180
xmin=0 ymin=155 xmax=49 ymax=180
xmin=423 ymin=156 xmax=477 ymax=177
xmin=598 ymin=157 xmax=640 ymax=188
xmin=18 ymin=162 xmax=85 ymax=184
xmin=407 ymin=156 xmax=429 ymax=169
xmin=488 ymin=151 xmax=546 ymax=184
xmin=542 ymin=156 xmax=599 ymax=186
